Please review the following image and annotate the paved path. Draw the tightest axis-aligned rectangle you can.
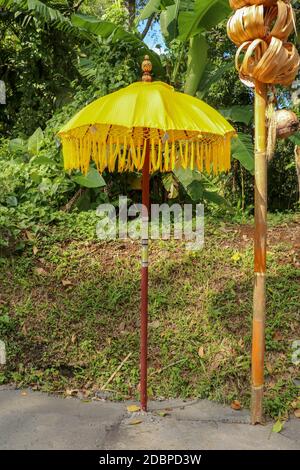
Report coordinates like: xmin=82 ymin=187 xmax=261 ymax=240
xmin=0 ymin=388 xmax=299 ymax=450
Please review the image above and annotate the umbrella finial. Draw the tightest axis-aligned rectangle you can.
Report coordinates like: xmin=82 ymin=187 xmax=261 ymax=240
xmin=141 ymin=55 xmax=152 ymax=82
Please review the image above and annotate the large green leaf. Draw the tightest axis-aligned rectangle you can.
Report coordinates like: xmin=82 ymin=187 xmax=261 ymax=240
xmin=218 ymin=105 xmax=253 ymax=125
xmin=72 ymin=168 xmax=106 ymax=188
xmin=27 ymin=0 xmax=68 ymax=24
xmin=71 ymin=14 xmax=163 ymax=75
xmin=160 ymin=1 xmax=180 ymax=40
xmin=199 ymin=0 xmax=231 ymax=30
xmin=137 ymin=0 xmax=174 ymax=20
xmin=197 ymin=60 xmax=232 ymax=99
xmin=3 ymin=0 xmax=74 ymax=32
xmin=161 ymin=172 xmax=179 ymax=199
xmin=173 ymin=167 xmax=228 ymax=206
xmin=8 ymin=138 xmax=27 ymax=153
xmin=178 ymin=0 xmax=230 ymax=41
xmin=231 ymin=133 xmax=254 ymax=174
xmin=32 ymin=155 xmax=56 ymax=167
xmin=0 ymin=0 xmax=78 ymax=34
xmin=288 ymin=132 xmax=300 ymax=145
xmin=27 ymin=127 xmax=44 ymax=155
xmin=184 ymin=34 xmax=208 ymax=96
xmin=138 ymin=0 xmax=162 ymax=20
xmin=76 ymin=57 xmax=97 ymax=81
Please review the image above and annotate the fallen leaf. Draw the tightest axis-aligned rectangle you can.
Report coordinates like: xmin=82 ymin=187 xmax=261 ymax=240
xmin=62 ymin=279 xmax=72 ymax=287
xmin=21 ymin=324 xmax=27 ymax=336
xmin=21 ymin=391 xmax=27 ymax=396
xmin=156 ymin=411 xmax=169 ymax=417
xmin=273 ymin=331 xmax=283 ymax=341
xmin=25 ymin=230 xmax=35 ymax=241
xmin=127 ymin=404 xmax=140 ymax=413
xmin=71 ymin=333 xmax=77 ymax=344
xmin=266 ymin=362 xmax=273 ymax=374
xmin=149 ymin=320 xmax=160 ymax=329
xmin=272 ymin=420 xmax=284 ymax=433
xmin=231 ymin=400 xmax=242 ymax=410
xmin=198 ymin=346 xmax=204 ymax=358
xmin=33 ymin=246 xmax=38 ymax=255
xmin=34 ymin=267 xmax=47 ymax=276
xmin=128 ymin=419 xmax=142 ymax=425
xmin=294 ymin=409 xmax=300 ymax=418
xmin=65 ymin=389 xmax=78 ymax=397
xmin=291 ymin=399 xmax=300 ymax=409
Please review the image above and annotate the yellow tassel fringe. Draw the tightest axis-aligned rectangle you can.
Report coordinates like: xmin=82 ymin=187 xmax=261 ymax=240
xmin=60 ymin=130 xmax=233 ymax=175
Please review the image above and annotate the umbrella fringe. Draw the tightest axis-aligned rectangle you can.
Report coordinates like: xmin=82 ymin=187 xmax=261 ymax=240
xmin=61 ymin=133 xmax=233 ymax=175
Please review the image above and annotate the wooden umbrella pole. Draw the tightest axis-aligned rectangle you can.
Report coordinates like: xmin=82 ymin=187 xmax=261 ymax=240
xmin=140 ymin=55 xmax=152 ymax=412
xmin=251 ymin=80 xmax=267 ymax=424
xmin=140 ymin=140 xmax=150 ymax=412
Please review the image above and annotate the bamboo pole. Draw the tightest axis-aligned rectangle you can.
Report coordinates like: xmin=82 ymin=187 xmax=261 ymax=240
xmin=251 ymin=80 xmax=267 ymax=424
xmin=140 ymin=140 xmax=150 ymax=412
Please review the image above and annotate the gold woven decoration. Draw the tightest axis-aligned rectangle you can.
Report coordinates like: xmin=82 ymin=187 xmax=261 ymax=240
xmin=227 ymin=1 xmax=295 ymax=45
xmin=230 ymin=0 xmax=278 ymax=9
xmin=235 ymin=36 xmax=299 ymax=85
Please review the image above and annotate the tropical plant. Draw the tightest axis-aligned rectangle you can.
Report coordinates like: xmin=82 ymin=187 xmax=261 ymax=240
xmin=138 ymin=0 xmax=231 ymax=94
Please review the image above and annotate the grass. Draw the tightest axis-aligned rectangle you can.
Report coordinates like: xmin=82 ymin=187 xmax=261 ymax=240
xmin=0 ymin=211 xmax=299 ymax=419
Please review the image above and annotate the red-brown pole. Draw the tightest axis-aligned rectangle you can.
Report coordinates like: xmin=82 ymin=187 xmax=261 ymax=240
xmin=140 ymin=55 xmax=152 ymax=412
xmin=140 ymin=141 xmax=150 ymax=411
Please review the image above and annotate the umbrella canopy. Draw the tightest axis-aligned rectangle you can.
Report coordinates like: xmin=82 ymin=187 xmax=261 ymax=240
xmin=59 ymin=81 xmax=235 ymax=176
xmin=58 ymin=57 xmax=235 ymax=412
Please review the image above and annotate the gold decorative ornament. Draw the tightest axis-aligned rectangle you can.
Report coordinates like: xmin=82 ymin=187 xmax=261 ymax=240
xmin=230 ymin=0 xmax=278 ymax=9
xmin=141 ymin=55 xmax=153 ymax=82
xmin=235 ymin=37 xmax=299 ymax=86
xmin=227 ymin=1 xmax=295 ymax=45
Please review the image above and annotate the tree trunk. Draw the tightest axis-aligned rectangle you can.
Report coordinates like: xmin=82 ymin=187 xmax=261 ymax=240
xmin=127 ymin=0 xmax=136 ymax=27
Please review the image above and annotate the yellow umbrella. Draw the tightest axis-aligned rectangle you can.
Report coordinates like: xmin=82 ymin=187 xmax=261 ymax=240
xmin=58 ymin=57 xmax=235 ymax=411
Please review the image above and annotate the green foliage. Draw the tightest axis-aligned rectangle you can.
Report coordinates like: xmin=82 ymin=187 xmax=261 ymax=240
xmin=184 ymin=34 xmax=208 ymax=96
xmin=231 ymin=133 xmax=254 ymax=174
xmin=218 ymin=105 xmax=253 ymax=126
xmin=268 ymin=139 xmax=299 ymax=211
xmin=173 ymin=167 xmax=230 ymax=207
xmin=71 ymin=13 xmax=163 ymax=76
xmin=72 ymin=168 xmax=106 ymax=189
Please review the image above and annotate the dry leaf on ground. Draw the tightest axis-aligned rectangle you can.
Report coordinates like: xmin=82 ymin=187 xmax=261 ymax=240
xmin=231 ymin=400 xmax=242 ymax=410
xmin=65 ymin=389 xmax=78 ymax=397
xmin=127 ymin=405 xmax=140 ymax=413
xmin=34 ymin=267 xmax=47 ymax=276
xmin=272 ymin=420 xmax=284 ymax=433
xmin=156 ymin=411 xmax=169 ymax=417
xmin=294 ymin=409 xmax=300 ymax=418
